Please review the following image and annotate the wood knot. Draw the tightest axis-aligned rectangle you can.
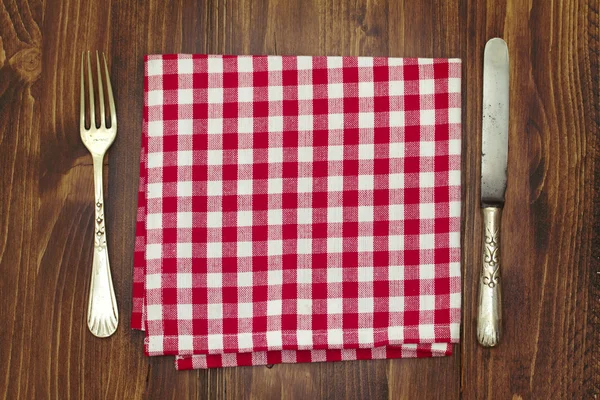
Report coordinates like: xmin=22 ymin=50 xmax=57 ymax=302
xmin=9 ymin=47 xmax=41 ymax=84
xmin=526 ymin=117 xmax=546 ymax=203
xmin=351 ymin=6 xmax=379 ymax=37
xmin=361 ymin=25 xmax=380 ymax=37
xmin=0 ymin=37 xmax=5 ymax=69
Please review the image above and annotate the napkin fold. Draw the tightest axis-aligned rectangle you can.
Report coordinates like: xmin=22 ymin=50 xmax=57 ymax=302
xmin=132 ymin=54 xmax=462 ymax=370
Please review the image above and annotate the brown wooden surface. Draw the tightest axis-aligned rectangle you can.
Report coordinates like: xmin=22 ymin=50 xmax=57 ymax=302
xmin=1 ymin=0 xmax=598 ymax=399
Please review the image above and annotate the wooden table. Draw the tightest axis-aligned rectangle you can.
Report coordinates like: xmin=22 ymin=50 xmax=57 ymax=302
xmin=1 ymin=0 xmax=598 ymax=398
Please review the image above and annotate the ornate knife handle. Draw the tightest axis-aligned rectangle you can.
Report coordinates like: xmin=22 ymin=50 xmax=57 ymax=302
xmin=477 ymin=206 xmax=502 ymax=347
xmin=87 ymin=154 xmax=119 ymax=337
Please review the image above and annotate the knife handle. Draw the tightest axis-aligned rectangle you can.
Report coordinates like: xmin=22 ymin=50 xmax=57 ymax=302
xmin=477 ymin=206 xmax=502 ymax=347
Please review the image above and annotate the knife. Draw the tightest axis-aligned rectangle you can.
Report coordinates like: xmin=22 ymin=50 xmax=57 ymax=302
xmin=477 ymin=38 xmax=509 ymax=347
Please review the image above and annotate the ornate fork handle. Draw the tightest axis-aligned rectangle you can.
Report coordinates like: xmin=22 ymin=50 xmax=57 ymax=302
xmin=87 ymin=153 xmax=118 ymax=337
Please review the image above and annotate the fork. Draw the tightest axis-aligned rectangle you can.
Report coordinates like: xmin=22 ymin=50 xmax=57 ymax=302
xmin=80 ymin=51 xmax=118 ymax=337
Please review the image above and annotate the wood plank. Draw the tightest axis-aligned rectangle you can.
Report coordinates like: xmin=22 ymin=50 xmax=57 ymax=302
xmin=0 ymin=2 xmax=41 ymax=399
xmin=588 ymin=0 xmax=600 ymax=396
xmin=460 ymin=0 xmax=600 ymax=398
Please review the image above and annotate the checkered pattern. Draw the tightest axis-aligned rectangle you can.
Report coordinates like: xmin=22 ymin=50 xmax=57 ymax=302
xmin=133 ymin=54 xmax=462 ymax=370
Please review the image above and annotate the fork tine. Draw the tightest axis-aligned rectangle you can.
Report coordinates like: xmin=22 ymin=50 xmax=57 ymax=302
xmin=102 ymin=53 xmax=117 ymax=129
xmin=86 ymin=51 xmax=96 ymax=128
xmin=95 ymin=51 xmax=106 ymax=127
xmin=80 ymin=52 xmax=86 ymax=131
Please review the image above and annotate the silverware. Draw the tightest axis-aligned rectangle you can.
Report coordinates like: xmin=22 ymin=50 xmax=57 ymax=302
xmin=477 ymin=38 xmax=509 ymax=347
xmin=80 ymin=51 xmax=119 ymax=337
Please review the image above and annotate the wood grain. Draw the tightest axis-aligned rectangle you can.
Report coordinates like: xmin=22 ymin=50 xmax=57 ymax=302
xmin=0 ymin=0 xmax=597 ymax=399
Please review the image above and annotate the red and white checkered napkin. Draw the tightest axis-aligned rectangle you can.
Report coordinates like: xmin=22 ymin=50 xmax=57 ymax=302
xmin=132 ymin=54 xmax=462 ymax=370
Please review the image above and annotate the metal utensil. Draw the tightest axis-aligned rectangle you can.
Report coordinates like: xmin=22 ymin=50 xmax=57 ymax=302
xmin=80 ymin=51 xmax=119 ymax=337
xmin=477 ymin=38 xmax=509 ymax=347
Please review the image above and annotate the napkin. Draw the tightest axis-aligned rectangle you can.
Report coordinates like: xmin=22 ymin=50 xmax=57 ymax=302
xmin=132 ymin=54 xmax=462 ymax=370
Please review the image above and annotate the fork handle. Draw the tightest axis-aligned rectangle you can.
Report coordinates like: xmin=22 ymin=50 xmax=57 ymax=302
xmin=87 ymin=154 xmax=119 ymax=337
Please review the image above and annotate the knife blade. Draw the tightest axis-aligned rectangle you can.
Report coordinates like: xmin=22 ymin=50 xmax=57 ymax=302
xmin=477 ymin=38 xmax=509 ymax=347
